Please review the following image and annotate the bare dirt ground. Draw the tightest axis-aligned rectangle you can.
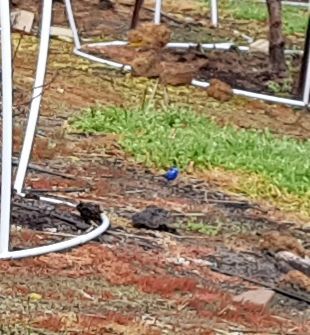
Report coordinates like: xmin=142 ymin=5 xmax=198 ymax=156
xmin=0 ymin=1 xmax=309 ymax=334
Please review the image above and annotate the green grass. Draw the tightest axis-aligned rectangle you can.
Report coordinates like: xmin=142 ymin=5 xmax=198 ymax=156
xmin=70 ymin=105 xmax=310 ymax=198
xmin=203 ymin=0 xmax=308 ymax=34
xmin=186 ymin=221 xmax=222 ymax=236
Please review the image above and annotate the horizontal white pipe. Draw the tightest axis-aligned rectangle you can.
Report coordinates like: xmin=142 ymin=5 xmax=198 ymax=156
xmin=0 ymin=0 xmax=13 ymax=255
xmin=76 ymin=42 xmax=308 ymax=107
xmin=86 ymin=40 xmax=128 ymax=48
xmin=17 ymin=191 xmax=76 ymax=207
xmin=191 ymin=79 xmax=306 ymax=106
xmin=84 ymin=41 xmax=302 ymax=54
xmin=74 ymin=48 xmax=132 ymax=71
xmin=0 ymin=213 xmax=110 ymax=259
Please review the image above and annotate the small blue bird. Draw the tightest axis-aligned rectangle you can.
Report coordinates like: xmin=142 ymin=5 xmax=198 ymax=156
xmin=162 ymin=167 xmax=179 ymax=182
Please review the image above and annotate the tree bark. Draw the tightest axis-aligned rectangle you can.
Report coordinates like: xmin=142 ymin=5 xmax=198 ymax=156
xmin=266 ymin=0 xmax=287 ymax=75
xmin=130 ymin=0 xmax=144 ymax=29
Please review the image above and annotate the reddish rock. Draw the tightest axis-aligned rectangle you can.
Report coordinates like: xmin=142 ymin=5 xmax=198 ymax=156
xmin=131 ymin=50 xmax=161 ymax=78
xmin=207 ymin=79 xmax=233 ymax=102
xmin=128 ymin=23 xmax=171 ymax=50
xmin=159 ymin=61 xmax=197 ymax=86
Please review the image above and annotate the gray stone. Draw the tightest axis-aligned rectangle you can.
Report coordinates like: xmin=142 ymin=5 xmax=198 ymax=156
xmin=233 ymin=288 xmax=275 ymax=306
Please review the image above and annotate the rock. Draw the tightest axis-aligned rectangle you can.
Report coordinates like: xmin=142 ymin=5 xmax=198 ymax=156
xmin=159 ymin=62 xmax=197 ymax=86
xmin=249 ymin=39 xmax=269 ymax=54
xmin=98 ymin=0 xmax=115 ymax=10
xmin=131 ymin=51 xmax=161 ymax=78
xmin=128 ymin=23 xmax=171 ymax=50
xmin=11 ymin=10 xmax=34 ymax=33
xmin=279 ymin=270 xmax=310 ymax=293
xmin=275 ymin=251 xmax=310 ymax=276
xmin=233 ymin=288 xmax=275 ymax=307
xmin=259 ymin=231 xmax=306 ymax=257
xmin=131 ymin=205 xmax=177 ymax=234
xmin=207 ymin=79 xmax=233 ymax=102
xmin=300 ymin=115 xmax=310 ymax=131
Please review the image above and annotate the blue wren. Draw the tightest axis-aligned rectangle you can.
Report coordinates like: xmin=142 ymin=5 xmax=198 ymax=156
xmin=162 ymin=167 xmax=179 ymax=182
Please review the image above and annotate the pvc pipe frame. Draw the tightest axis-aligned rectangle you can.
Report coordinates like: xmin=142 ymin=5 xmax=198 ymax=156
xmin=211 ymin=0 xmax=218 ymax=27
xmin=0 ymin=0 xmax=110 ymax=259
xmin=0 ymin=0 xmax=14 ymax=255
xmin=64 ymin=0 xmax=310 ymax=107
xmin=257 ymin=0 xmax=310 ymax=8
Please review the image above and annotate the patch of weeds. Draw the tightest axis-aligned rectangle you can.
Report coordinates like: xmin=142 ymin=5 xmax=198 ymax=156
xmin=266 ymin=79 xmax=293 ymax=95
xmin=70 ymin=105 xmax=310 ymax=199
xmin=186 ymin=221 xmax=222 ymax=236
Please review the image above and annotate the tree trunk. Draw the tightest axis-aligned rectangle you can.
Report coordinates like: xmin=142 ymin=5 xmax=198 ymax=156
xmin=266 ymin=0 xmax=287 ymax=76
xmin=130 ymin=0 xmax=144 ymax=29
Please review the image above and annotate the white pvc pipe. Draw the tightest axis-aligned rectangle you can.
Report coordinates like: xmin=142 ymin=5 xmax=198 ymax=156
xmin=76 ymin=44 xmax=307 ymax=106
xmin=63 ymin=0 xmax=307 ymax=107
xmin=191 ymin=79 xmax=306 ymax=107
xmin=0 ymin=0 xmax=111 ymax=260
xmin=64 ymin=0 xmax=81 ymax=49
xmin=0 ymin=0 xmax=13 ymax=255
xmin=74 ymin=48 xmax=131 ymax=71
xmin=76 ymin=42 xmax=307 ymax=107
xmin=86 ymin=40 xmax=128 ymax=48
xmin=303 ymin=48 xmax=310 ymax=105
xmin=0 ymin=213 xmax=110 ymax=259
xmin=14 ymin=0 xmax=53 ymax=194
xmin=211 ymin=0 xmax=219 ymax=27
xmin=154 ymin=0 xmax=162 ymax=25
xmin=17 ymin=192 xmax=76 ymax=207
xmin=85 ymin=41 xmax=302 ymax=54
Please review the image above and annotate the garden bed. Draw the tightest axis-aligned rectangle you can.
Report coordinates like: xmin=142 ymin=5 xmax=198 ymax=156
xmin=85 ymin=43 xmax=303 ymax=96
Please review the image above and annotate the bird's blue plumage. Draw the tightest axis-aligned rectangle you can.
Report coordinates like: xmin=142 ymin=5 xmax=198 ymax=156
xmin=163 ymin=167 xmax=179 ymax=181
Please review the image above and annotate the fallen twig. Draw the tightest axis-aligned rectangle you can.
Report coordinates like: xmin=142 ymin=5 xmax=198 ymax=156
xmin=210 ymin=266 xmax=310 ymax=304
xmin=36 ymin=230 xmax=75 ymax=238
xmin=11 ymin=157 xmax=76 ymax=179
xmin=228 ymin=329 xmax=297 ymax=335
xmin=27 ymin=187 xmax=87 ymax=193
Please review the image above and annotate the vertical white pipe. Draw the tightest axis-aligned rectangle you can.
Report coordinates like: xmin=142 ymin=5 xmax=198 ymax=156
xmin=64 ymin=0 xmax=81 ymax=49
xmin=211 ymin=0 xmax=218 ymax=27
xmin=303 ymin=44 xmax=310 ymax=105
xmin=14 ymin=0 xmax=53 ymax=194
xmin=0 ymin=0 xmax=13 ymax=254
xmin=154 ymin=0 xmax=162 ymax=25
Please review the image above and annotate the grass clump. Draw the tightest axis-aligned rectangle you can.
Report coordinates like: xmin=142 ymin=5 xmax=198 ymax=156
xmin=186 ymin=221 xmax=222 ymax=236
xmin=70 ymin=105 xmax=310 ymax=199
